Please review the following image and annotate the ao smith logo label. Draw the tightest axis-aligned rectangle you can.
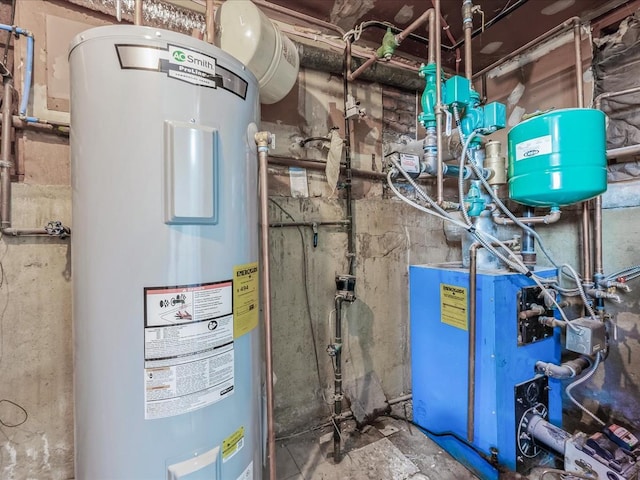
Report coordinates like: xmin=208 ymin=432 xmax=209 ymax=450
xmin=169 ymin=45 xmax=216 ymax=74
xmin=172 ymin=50 xmax=186 ymax=62
xmin=115 ymin=43 xmax=248 ymax=99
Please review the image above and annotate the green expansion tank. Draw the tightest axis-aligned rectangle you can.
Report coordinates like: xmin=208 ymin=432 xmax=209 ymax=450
xmin=508 ymin=108 xmax=607 ymax=207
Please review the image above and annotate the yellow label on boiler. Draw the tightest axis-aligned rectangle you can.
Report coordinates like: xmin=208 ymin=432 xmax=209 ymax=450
xmin=233 ymin=262 xmax=259 ymax=338
xmin=440 ymin=283 xmax=468 ymax=330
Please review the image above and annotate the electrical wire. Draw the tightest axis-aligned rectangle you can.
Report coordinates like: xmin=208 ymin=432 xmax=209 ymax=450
xmin=0 ymin=399 xmax=28 ymax=428
xmin=389 ymin=156 xmax=579 ymax=329
xmin=268 ymin=199 xmax=332 ymax=415
xmin=565 ymin=352 xmax=606 ymax=427
xmin=561 ymin=264 xmax=597 ymax=320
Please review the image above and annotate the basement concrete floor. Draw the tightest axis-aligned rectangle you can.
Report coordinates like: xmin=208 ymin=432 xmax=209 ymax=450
xmin=275 ymin=416 xmax=480 ymax=480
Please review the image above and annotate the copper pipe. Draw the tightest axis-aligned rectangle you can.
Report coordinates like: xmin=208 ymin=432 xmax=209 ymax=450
xmin=595 ymin=85 xmax=640 ymax=109
xmin=256 ymin=131 xmax=276 ymax=480
xmin=594 ymin=196 xmax=603 ymax=276
xmin=435 ymin=0 xmax=444 ymax=205
xmin=2 ymin=116 xmax=70 ymax=136
xmin=492 ymin=209 xmax=561 ymax=225
xmin=205 ymin=0 xmax=215 ymax=43
xmin=2 ymin=228 xmax=53 ymax=236
xmin=134 ymin=0 xmax=143 ymax=25
xmin=431 ymin=0 xmax=461 ymax=72
xmin=468 ymin=241 xmax=481 ymax=443
xmin=607 ymin=144 xmax=640 ymax=159
xmin=462 ymin=0 xmax=473 ymax=80
xmin=269 ymin=155 xmax=393 ymax=182
xmin=468 ymin=238 xmax=518 ymax=442
xmin=348 ymin=55 xmax=380 ymax=82
xmin=581 ymin=202 xmax=592 ymax=282
xmin=427 ymin=9 xmax=436 ymax=64
xmin=473 ymin=16 xmax=581 ymax=79
xmin=574 ymin=20 xmax=593 ymax=283
xmin=595 ymin=87 xmax=640 ymax=276
xmin=1 ymin=77 xmax=12 ymax=229
xmin=574 ymin=20 xmax=584 ymax=108
xmin=349 ymin=9 xmax=434 ymax=82
xmin=396 ymin=9 xmax=434 ymax=44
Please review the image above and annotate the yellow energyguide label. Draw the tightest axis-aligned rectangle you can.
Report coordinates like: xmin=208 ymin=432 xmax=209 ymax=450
xmin=223 ymin=426 xmax=245 ymax=462
xmin=233 ymin=262 xmax=259 ymax=338
xmin=440 ymin=283 xmax=468 ymax=331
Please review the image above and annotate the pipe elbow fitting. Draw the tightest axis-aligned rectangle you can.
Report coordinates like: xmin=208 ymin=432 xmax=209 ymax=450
xmin=543 ymin=209 xmax=562 ymax=224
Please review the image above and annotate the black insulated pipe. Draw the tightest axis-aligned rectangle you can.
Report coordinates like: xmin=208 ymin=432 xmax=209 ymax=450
xmin=332 ymin=295 xmax=344 ymax=463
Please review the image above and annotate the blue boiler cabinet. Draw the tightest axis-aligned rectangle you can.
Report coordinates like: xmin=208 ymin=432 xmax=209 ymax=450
xmin=410 ymin=264 xmax=561 ymax=479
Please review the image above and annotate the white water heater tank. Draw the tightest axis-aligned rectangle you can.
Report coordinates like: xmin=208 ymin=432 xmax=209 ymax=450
xmin=70 ymin=25 xmax=262 ymax=479
xmin=217 ymin=0 xmax=299 ymax=104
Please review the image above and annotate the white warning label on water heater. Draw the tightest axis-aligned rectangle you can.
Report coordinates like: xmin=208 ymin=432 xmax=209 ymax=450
xmin=515 ymin=135 xmax=552 ymax=161
xmin=143 ymin=280 xmax=235 ymax=420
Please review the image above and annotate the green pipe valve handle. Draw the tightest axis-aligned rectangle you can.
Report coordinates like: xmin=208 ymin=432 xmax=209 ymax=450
xmin=376 ymin=28 xmax=398 ymax=59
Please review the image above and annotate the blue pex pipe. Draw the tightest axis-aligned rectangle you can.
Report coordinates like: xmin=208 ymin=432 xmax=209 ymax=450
xmin=0 ymin=24 xmax=35 ymax=119
xmin=20 ymin=35 xmax=33 ymax=117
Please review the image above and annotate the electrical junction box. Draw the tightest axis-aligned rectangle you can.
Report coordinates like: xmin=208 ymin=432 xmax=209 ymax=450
xmin=410 ymin=264 xmax=561 ymax=479
xmin=565 ymin=317 xmax=606 ymax=355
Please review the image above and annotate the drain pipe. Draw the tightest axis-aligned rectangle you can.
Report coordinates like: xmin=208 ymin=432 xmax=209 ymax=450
xmin=332 ymin=294 xmax=345 ymax=462
xmin=330 ymin=274 xmax=356 ymax=463
xmin=256 ymin=131 xmax=276 ymax=480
